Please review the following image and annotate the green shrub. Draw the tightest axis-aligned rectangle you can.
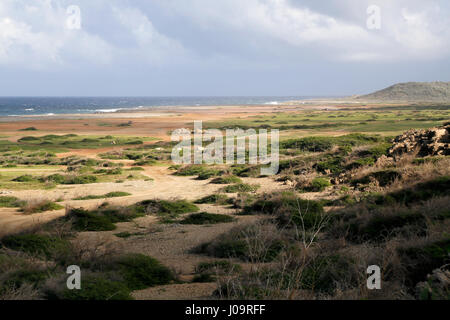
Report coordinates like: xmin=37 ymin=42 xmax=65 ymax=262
xmin=195 ymin=228 xmax=283 ymax=263
xmin=0 ymin=196 xmax=24 ymax=208
xmin=307 ymin=178 xmax=331 ymax=192
xmin=174 ymin=165 xmax=208 ymax=176
xmin=210 ymin=175 xmax=242 ymax=184
xmin=231 ymin=165 xmax=261 ymax=178
xmin=196 ymin=261 xmax=241 ymax=274
xmin=197 ymin=170 xmax=223 ymax=180
xmin=19 ymin=127 xmax=38 ymax=131
xmin=245 ymin=193 xmax=325 ymax=229
xmin=74 ymin=192 xmax=131 ymax=201
xmin=353 ymin=170 xmax=401 ymax=187
xmin=3 ymin=269 xmax=48 ymax=289
xmin=133 ymin=200 xmax=199 ymax=218
xmin=222 ymin=183 xmax=260 ymax=193
xmin=300 ymin=254 xmax=358 ymax=294
xmin=116 ymin=254 xmax=174 ymax=290
xmin=195 ymin=194 xmax=231 ymax=205
xmin=18 ymin=136 xmax=40 ymax=142
xmin=12 ymin=175 xmax=36 ymax=182
xmin=128 ymin=167 xmax=145 ymax=171
xmin=67 ymin=208 xmax=116 ymax=232
xmin=180 ymin=212 xmax=234 ymax=225
xmin=192 ymin=273 xmax=216 ymax=283
xmin=69 ymin=175 xmax=98 ymax=184
xmin=199 ymin=240 xmax=248 ymax=260
xmin=61 ymin=276 xmax=133 ymax=300
xmin=399 ymin=239 xmax=450 ymax=287
xmin=43 ymin=174 xmax=98 ymax=185
xmin=21 ymin=200 xmax=64 ymax=214
xmin=1 ymin=234 xmax=70 ymax=259
xmin=43 ymin=174 xmax=66 ymax=184
xmin=344 ymin=212 xmax=427 ymax=243
xmin=315 ymin=156 xmax=345 ymax=174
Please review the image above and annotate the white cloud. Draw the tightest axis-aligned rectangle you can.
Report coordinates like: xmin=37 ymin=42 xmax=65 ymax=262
xmin=160 ymin=0 xmax=450 ymax=62
xmin=0 ymin=0 xmax=448 ymax=71
xmin=112 ymin=6 xmax=187 ymax=65
xmin=0 ymin=0 xmax=187 ymax=69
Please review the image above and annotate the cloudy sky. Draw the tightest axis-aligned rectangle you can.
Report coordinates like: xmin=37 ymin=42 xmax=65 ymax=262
xmin=0 ymin=0 xmax=449 ymax=96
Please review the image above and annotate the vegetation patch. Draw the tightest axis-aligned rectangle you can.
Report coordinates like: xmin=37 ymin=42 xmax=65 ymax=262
xmin=1 ymin=234 xmax=70 ymax=259
xmin=399 ymin=239 xmax=450 ymax=287
xmin=179 ymin=212 xmax=235 ymax=225
xmin=116 ymin=254 xmax=175 ymax=290
xmin=21 ymin=200 xmax=64 ymax=214
xmin=74 ymin=192 xmax=131 ymax=201
xmin=210 ymin=175 xmax=242 ymax=184
xmin=195 ymin=194 xmax=232 ymax=205
xmin=0 ymin=196 xmax=25 ymax=208
xmin=245 ymin=193 xmax=325 ymax=230
xmin=196 ymin=261 xmax=241 ymax=274
xmin=59 ymin=275 xmax=133 ymax=300
xmin=222 ymin=183 xmax=260 ymax=193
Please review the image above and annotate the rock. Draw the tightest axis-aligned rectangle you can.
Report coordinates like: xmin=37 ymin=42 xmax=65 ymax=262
xmin=415 ymin=266 xmax=450 ymax=300
xmin=375 ymin=155 xmax=394 ymax=167
xmin=388 ymin=124 xmax=450 ymax=158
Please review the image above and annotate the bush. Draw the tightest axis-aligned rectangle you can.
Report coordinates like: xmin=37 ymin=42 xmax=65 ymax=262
xmin=180 ymin=212 xmax=234 ymax=225
xmin=306 ymin=178 xmax=331 ymax=192
xmin=194 ymin=224 xmax=284 ymax=262
xmin=399 ymin=239 xmax=450 ymax=287
xmin=1 ymin=234 xmax=70 ymax=259
xmin=0 ymin=196 xmax=24 ymax=208
xmin=344 ymin=212 xmax=427 ymax=243
xmin=192 ymin=273 xmax=216 ymax=283
xmin=74 ymin=192 xmax=131 ymax=201
xmin=67 ymin=208 xmax=117 ymax=232
xmin=60 ymin=276 xmax=133 ymax=300
xmin=196 ymin=261 xmax=241 ymax=274
xmin=315 ymin=156 xmax=345 ymax=174
xmin=210 ymin=176 xmax=242 ymax=184
xmin=19 ymin=127 xmax=38 ymax=131
xmin=44 ymin=174 xmax=66 ymax=184
xmin=18 ymin=136 xmax=40 ymax=142
xmin=21 ymin=200 xmax=64 ymax=214
xmin=2 ymin=269 xmax=48 ymax=289
xmin=281 ymin=137 xmax=333 ymax=152
xmin=133 ymin=200 xmax=199 ymax=218
xmin=69 ymin=175 xmax=98 ymax=185
xmin=197 ymin=170 xmax=223 ymax=180
xmin=12 ymin=175 xmax=36 ymax=182
xmin=300 ymin=254 xmax=358 ymax=294
xmin=195 ymin=194 xmax=231 ymax=205
xmin=222 ymin=183 xmax=260 ymax=193
xmin=245 ymin=193 xmax=325 ymax=230
xmin=43 ymin=174 xmax=98 ymax=185
xmin=116 ymin=254 xmax=174 ymax=290
xmin=353 ymin=170 xmax=401 ymax=187
xmin=174 ymin=165 xmax=209 ymax=177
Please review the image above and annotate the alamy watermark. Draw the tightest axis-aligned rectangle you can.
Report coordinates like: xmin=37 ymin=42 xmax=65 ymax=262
xmin=367 ymin=5 xmax=381 ymax=30
xmin=66 ymin=265 xmax=81 ymax=290
xmin=367 ymin=265 xmax=381 ymax=290
xmin=66 ymin=5 xmax=82 ymax=30
xmin=171 ymin=121 xmax=279 ymax=176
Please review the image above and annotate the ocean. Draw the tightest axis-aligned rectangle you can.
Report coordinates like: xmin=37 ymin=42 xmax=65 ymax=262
xmin=0 ymin=96 xmax=314 ymax=117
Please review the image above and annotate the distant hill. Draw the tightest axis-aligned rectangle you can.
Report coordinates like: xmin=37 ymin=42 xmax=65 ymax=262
xmin=356 ymin=82 xmax=450 ymax=102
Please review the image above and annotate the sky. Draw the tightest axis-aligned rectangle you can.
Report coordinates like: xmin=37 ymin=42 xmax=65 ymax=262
xmin=0 ymin=0 xmax=449 ymax=97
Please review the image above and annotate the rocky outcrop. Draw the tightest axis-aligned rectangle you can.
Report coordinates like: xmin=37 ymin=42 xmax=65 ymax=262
xmin=388 ymin=124 xmax=450 ymax=158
